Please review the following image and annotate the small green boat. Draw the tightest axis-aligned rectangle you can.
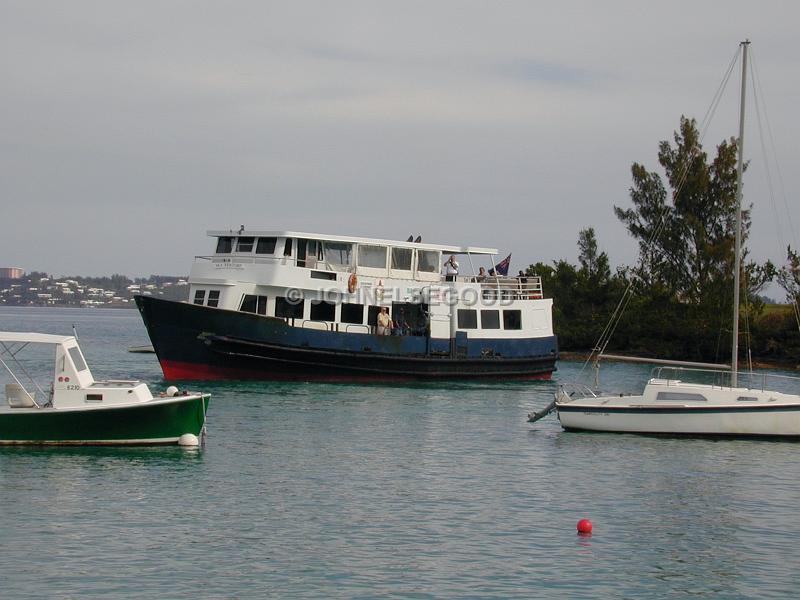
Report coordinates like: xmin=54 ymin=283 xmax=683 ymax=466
xmin=0 ymin=332 xmax=210 ymax=446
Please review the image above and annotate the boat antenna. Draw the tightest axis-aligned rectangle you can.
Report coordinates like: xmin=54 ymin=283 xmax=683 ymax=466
xmin=72 ymin=324 xmax=79 ymax=340
xmin=732 ymin=39 xmax=749 ymax=386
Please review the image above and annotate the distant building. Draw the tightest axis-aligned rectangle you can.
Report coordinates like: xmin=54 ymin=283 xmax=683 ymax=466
xmin=0 ymin=267 xmax=24 ymax=279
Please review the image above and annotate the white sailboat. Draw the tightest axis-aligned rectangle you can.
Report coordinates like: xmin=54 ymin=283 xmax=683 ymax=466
xmin=550 ymin=41 xmax=800 ymax=437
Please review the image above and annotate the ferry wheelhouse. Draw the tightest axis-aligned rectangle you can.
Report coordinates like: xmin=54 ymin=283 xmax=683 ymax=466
xmin=135 ymin=230 xmax=558 ymax=381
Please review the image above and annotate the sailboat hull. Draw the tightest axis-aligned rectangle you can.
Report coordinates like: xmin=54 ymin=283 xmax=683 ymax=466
xmin=555 ymin=380 xmax=800 ymax=437
xmin=558 ymin=401 xmax=800 ymax=436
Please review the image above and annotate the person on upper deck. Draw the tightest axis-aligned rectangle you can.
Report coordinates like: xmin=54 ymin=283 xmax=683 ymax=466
xmin=475 ymin=267 xmax=487 ymax=282
xmin=444 ymin=255 xmax=459 ymax=282
xmin=518 ymin=270 xmax=528 ymax=299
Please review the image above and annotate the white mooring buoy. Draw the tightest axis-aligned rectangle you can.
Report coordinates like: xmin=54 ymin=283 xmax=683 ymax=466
xmin=178 ymin=433 xmax=200 ymax=447
xmin=165 ymin=386 xmax=179 ymax=397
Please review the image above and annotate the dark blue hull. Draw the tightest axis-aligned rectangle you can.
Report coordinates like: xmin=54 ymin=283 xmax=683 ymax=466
xmin=135 ymin=296 xmax=558 ymax=381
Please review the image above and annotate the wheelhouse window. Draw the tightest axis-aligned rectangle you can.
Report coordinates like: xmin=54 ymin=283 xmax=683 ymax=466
xmin=236 ymin=237 xmax=255 ymax=253
xmin=358 ymin=245 xmax=388 ymax=269
xmin=207 ymin=290 xmax=220 ymax=307
xmin=310 ymin=300 xmax=336 ymax=322
xmin=324 ymin=242 xmax=353 ymax=268
xmin=481 ymin=310 xmax=500 ymax=329
xmin=275 ymin=297 xmax=303 ymax=319
xmin=503 ymin=310 xmax=522 ymax=330
xmin=417 ymin=250 xmax=439 ymax=273
xmin=256 ymin=237 xmax=277 ymax=254
xmin=341 ymin=303 xmax=364 ymax=324
xmin=298 ymin=239 xmax=323 ymax=268
xmin=193 ymin=290 xmax=206 ymax=305
xmin=283 ymin=238 xmax=293 ymax=256
xmin=216 ymin=237 xmax=233 ymax=254
xmin=240 ymin=294 xmax=267 ymax=315
xmin=457 ymin=309 xmax=478 ymax=329
xmin=391 ymin=247 xmax=413 ymax=271
xmin=240 ymin=294 xmax=256 ymax=313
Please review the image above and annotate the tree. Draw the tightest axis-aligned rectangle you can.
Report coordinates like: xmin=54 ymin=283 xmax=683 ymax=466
xmin=530 ymin=228 xmax=622 ymax=351
xmin=577 ymin=227 xmax=610 ymax=282
xmin=613 ymin=116 xmax=772 ymax=361
xmin=777 ymin=246 xmax=800 ymax=306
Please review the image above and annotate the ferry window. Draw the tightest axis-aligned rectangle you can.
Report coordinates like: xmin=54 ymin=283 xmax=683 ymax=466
xmin=193 ymin=290 xmax=206 ymax=305
xmin=358 ymin=245 xmax=388 ymax=269
xmin=276 ymin=297 xmax=304 ymax=319
xmin=298 ymin=239 xmax=323 ymax=268
xmin=236 ymin=237 xmax=255 ymax=253
xmin=256 ymin=237 xmax=277 ymax=254
xmin=216 ymin=237 xmax=233 ymax=254
xmin=458 ymin=309 xmax=478 ymax=329
xmin=324 ymin=242 xmax=353 ymax=267
xmin=417 ymin=250 xmax=439 ymax=273
xmin=481 ymin=310 xmax=501 ymax=329
xmin=68 ymin=346 xmax=88 ymax=372
xmin=283 ymin=238 xmax=293 ymax=257
xmin=367 ymin=306 xmax=382 ymax=326
xmin=391 ymin=247 xmax=413 ymax=271
xmin=311 ymin=271 xmax=337 ymax=281
xmin=207 ymin=290 xmax=220 ymax=307
xmin=240 ymin=294 xmax=257 ymax=313
xmin=341 ymin=303 xmax=364 ymax=324
xmin=503 ymin=310 xmax=522 ymax=330
xmin=310 ymin=300 xmax=336 ymax=321
xmin=240 ymin=295 xmax=267 ymax=315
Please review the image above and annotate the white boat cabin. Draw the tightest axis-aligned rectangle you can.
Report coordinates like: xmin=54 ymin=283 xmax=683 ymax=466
xmin=187 ymin=229 xmax=555 ymax=341
xmin=0 ymin=333 xmax=155 ymax=410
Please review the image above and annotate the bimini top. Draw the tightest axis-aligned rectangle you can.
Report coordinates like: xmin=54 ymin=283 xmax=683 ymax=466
xmin=207 ymin=229 xmax=499 ymax=256
xmin=0 ymin=332 xmax=75 ymax=345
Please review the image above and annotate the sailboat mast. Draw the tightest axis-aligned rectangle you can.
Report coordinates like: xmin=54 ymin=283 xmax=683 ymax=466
xmin=732 ymin=39 xmax=749 ymax=386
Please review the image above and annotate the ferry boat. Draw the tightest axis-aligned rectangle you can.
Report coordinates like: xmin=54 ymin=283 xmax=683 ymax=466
xmin=135 ymin=229 xmax=558 ymax=381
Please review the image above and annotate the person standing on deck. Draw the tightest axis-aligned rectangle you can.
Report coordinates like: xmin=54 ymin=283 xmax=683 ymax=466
xmin=444 ymin=255 xmax=459 ymax=282
xmin=377 ymin=307 xmax=391 ymax=335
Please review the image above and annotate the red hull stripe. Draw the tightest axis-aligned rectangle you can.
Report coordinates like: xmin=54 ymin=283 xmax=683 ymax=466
xmin=160 ymin=359 xmax=553 ymax=382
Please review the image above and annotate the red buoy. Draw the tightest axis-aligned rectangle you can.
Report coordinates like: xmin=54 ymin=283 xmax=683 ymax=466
xmin=577 ymin=519 xmax=593 ymax=534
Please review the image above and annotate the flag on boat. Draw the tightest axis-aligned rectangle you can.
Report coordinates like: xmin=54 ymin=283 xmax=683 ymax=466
xmin=489 ymin=254 xmax=511 ymax=276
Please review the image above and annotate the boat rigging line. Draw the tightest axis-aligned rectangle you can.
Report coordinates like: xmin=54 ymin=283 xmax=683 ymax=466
xmin=749 ymin=48 xmax=800 ymax=332
xmin=576 ymin=44 xmax=745 ymax=381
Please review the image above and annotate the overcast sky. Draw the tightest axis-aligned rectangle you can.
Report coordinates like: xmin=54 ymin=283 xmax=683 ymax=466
xmin=2 ymin=1 xmax=799 ymax=281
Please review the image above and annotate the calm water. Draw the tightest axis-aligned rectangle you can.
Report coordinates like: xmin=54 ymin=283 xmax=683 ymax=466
xmin=1 ymin=307 xmax=799 ymax=598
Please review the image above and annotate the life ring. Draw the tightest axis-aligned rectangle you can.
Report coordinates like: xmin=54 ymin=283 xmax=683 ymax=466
xmin=348 ymin=273 xmax=358 ymax=293
xmin=376 ymin=279 xmax=384 ymax=301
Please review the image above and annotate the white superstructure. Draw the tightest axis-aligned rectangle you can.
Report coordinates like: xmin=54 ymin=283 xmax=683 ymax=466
xmin=186 ymin=229 xmax=554 ymax=342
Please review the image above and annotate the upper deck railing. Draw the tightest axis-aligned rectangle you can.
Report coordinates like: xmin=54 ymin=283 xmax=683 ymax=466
xmin=472 ymin=276 xmax=543 ymax=300
xmin=193 ymin=254 xmax=545 ymax=300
